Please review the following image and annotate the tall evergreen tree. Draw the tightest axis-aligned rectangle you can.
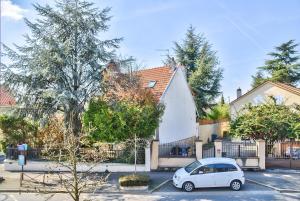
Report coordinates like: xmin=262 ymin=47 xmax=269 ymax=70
xmin=220 ymin=94 xmax=225 ymax=105
xmin=189 ymin=42 xmax=223 ymax=116
xmin=251 ymin=71 xmax=265 ymax=88
xmin=252 ymin=40 xmax=300 ymax=88
xmin=173 ymin=25 xmax=204 ymax=77
xmin=1 ymin=0 xmax=122 ymax=136
xmin=169 ymin=26 xmax=223 ymax=117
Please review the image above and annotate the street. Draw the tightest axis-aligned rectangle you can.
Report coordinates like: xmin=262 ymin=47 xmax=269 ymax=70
xmin=1 ymin=164 xmax=300 ymax=200
xmin=1 ymin=191 xmax=300 ymax=201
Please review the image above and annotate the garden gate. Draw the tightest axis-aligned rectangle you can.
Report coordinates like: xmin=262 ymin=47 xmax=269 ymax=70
xmin=266 ymin=140 xmax=300 ymax=169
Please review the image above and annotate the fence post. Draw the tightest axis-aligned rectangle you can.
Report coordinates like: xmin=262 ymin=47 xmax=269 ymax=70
xmin=256 ymin=139 xmax=265 ymax=170
xmin=145 ymin=143 xmax=151 ymax=172
xmin=195 ymin=140 xmax=203 ymax=160
xmin=150 ymin=140 xmax=159 ymax=170
xmin=214 ymin=139 xmax=222 ymax=157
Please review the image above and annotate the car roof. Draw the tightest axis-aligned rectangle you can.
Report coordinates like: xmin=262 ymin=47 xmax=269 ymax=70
xmin=198 ymin=157 xmax=237 ymax=165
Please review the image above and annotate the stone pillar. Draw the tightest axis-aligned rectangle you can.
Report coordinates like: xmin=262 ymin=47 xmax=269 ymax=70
xmin=144 ymin=143 xmax=151 ymax=172
xmin=150 ymin=140 xmax=159 ymax=170
xmin=214 ymin=139 xmax=222 ymax=157
xmin=256 ymin=139 xmax=265 ymax=170
xmin=195 ymin=140 xmax=203 ymax=160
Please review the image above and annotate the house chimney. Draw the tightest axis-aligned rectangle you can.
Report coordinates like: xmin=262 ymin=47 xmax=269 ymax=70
xmin=237 ymin=88 xmax=242 ymax=98
xmin=170 ymin=57 xmax=177 ymax=71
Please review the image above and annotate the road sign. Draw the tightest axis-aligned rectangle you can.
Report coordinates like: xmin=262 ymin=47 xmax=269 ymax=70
xmin=18 ymin=155 xmax=25 ymax=166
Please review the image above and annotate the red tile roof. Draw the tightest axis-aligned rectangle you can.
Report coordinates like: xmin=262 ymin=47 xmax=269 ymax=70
xmin=0 ymin=87 xmax=16 ymax=106
xmin=136 ymin=66 xmax=175 ymax=99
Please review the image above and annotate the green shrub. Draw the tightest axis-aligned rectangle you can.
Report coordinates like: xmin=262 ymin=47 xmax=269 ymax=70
xmin=119 ymin=174 xmax=149 ymax=187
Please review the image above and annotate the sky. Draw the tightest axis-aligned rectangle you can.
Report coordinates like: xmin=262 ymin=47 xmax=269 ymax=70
xmin=1 ymin=0 xmax=300 ymax=101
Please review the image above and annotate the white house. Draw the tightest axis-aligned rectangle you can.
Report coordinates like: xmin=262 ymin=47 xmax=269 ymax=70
xmin=137 ymin=66 xmax=198 ymax=144
xmin=230 ymin=81 xmax=300 ymax=119
xmin=0 ymin=87 xmax=16 ymax=114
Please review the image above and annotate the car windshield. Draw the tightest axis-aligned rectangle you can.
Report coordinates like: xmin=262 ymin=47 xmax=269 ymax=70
xmin=184 ymin=161 xmax=201 ymax=173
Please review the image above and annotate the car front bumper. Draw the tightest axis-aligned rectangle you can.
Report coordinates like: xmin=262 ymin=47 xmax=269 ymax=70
xmin=172 ymin=176 xmax=183 ymax=188
xmin=241 ymin=176 xmax=245 ymax=184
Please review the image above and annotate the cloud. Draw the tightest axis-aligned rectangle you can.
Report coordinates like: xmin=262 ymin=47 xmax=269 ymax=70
xmin=1 ymin=0 xmax=27 ymax=21
xmin=115 ymin=2 xmax=179 ymax=22
xmin=213 ymin=0 xmax=264 ymax=51
xmin=134 ymin=3 xmax=176 ymax=16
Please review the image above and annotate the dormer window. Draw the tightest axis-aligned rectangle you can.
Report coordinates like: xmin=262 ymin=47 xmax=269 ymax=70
xmin=148 ymin=80 xmax=156 ymax=88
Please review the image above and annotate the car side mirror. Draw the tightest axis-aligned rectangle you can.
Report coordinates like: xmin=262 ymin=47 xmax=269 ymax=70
xmin=198 ymin=171 xmax=204 ymax=174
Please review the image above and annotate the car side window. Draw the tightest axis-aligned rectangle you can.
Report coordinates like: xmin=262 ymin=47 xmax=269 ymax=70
xmin=214 ymin=164 xmax=227 ymax=172
xmin=214 ymin=163 xmax=238 ymax=172
xmin=226 ymin=164 xmax=238 ymax=172
xmin=199 ymin=164 xmax=215 ymax=174
xmin=190 ymin=167 xmax=201 ymax=175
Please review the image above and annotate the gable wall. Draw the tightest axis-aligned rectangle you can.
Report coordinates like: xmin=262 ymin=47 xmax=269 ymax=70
xmin=158 ymin=68 xmax=198 ymax=143
xmin=230 ymin=83 xmax=300 ymax=119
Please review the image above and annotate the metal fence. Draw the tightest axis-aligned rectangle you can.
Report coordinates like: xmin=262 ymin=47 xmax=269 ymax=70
xmin=267 ymin=140 xmax=300 ymax=159
xmin=202 ymin=143 xmax=215 ymax=158
xmin=6 ymin=148 xmax=42 ymax=160
xmin=222 ymin=141 xmax=257 ymax=158
xmin=159 ymin=137 xmax=196 ymax=157
xmin=5 ymin=146 xmax=145 ymax=164
xmin=105 ymin=147 xmax=145 ymax=164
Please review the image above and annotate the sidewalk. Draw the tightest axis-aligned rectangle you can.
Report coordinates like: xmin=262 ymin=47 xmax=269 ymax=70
xmin=0 ymin=165 xmax=173 ymax=193
xmin=245 ymin=171 xmax=300 ymax=191
xmin=0 ymin=164 xmax=120 ymax=193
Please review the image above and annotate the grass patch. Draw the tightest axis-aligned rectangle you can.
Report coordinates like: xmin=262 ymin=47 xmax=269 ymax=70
xmin=119 ymin=174 xmax=149 ymax=187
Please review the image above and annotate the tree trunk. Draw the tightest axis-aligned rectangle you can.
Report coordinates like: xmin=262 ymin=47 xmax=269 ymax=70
xmin=134 ymin=133 xmax=137 ymax=174
xmin=71 ymin=141 xmax=80 ymax=201
xmin=64 ymin=106 xmax=82 ymax=137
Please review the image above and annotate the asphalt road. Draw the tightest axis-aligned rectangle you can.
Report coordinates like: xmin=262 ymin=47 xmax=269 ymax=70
xmin=0 ymin=192 xmax=300 ymax=201
xmin=1 ymin=168 xmax=300 ymax=200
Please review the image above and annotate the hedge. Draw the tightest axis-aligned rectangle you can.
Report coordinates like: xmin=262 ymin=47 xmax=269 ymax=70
xmin=119 ymin=174 xmax=149 ymax=187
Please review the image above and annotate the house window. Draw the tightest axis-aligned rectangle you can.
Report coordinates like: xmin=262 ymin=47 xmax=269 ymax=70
xmin=253 ymin=95 xmax=264 ymax=105
xmin=148 ymin=80 xmax=156 ymax=88
xmin=274 ymin=95 xmax=284 ymax=104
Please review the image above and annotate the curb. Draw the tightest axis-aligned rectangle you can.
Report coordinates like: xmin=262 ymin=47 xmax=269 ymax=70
xmin=0 ymin=189 xmax=68 ymax=193
xmin=265 ymin=169 xmax=300 ymax=175
xmin=246 ymin=179 xmax=300 ymax=193
xmin=0 ymin=189 xmax=151 ymax=195
xmin=150 ymin=179 xmax=171 ymax=193
xmin=246 ymin=179 xmax=280 ymax=191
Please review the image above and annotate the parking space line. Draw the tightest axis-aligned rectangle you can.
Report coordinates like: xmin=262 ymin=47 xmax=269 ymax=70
xmin=246 ymin=179 xmax=300 ymax=193
xmin=150 ymin=179 xmax=172 ymax=193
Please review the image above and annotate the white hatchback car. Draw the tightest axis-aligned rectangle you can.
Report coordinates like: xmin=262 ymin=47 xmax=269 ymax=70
xmin=173 ymin=158 xmax=245 ymax=192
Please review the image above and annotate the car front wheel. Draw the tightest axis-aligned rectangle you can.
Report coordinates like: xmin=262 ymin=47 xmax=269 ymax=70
xmin=183 ymin=181 xmax=194 ymax=192
xmin=230 ymin=180 xmax=242 ymax=191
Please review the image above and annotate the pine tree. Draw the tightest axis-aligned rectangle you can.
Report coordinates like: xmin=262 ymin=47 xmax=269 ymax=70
xmin=169 ymin=26 xmax=223 ymax=117
xmin=251 ymin=71 xmax=266 ymax=88
xmin=252 ymin=40 xmax=300 ymax=87
xmin=173 ymin=25 xmax=204 ymax=77
xmin=220 ymin=94 xmax=225 ymax=105
xmin=189 ymin=42 xmax=223 ymax=116
xmin=1 ymin=0 xmax=122 ymax=136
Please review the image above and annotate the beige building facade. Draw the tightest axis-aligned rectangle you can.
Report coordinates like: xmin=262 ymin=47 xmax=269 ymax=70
xmin=230 ymin=81 xmax=300 ymax=119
